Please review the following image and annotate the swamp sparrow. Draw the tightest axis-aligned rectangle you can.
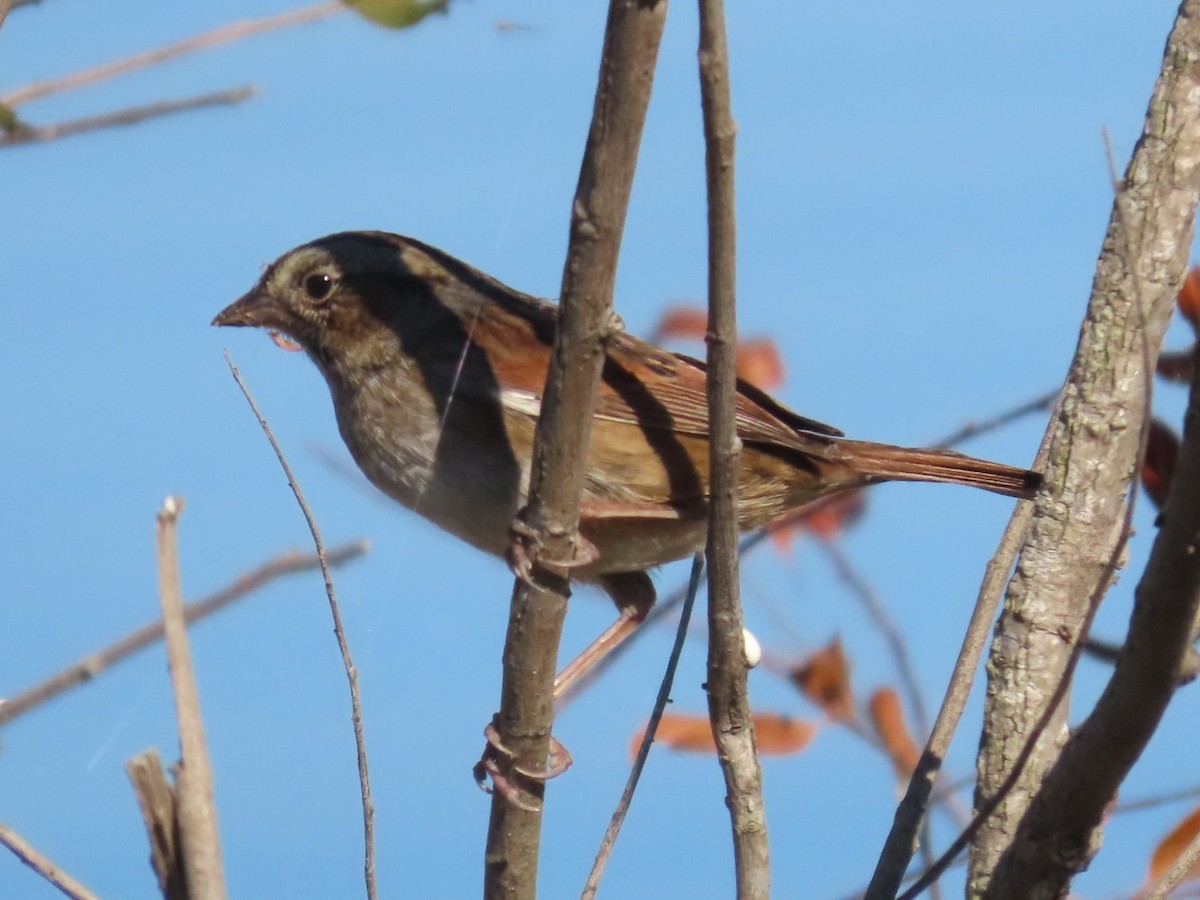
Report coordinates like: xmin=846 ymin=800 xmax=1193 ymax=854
xmin=214 ymin=231 xmax=1041 ymax=696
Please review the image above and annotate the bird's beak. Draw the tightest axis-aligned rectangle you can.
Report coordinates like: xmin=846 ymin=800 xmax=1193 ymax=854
xmin=212 ymin=287 xmax=278 ymax=329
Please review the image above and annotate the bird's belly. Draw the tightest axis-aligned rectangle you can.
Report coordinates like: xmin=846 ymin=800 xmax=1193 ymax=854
xmin=579 ymin=518 xmax=709 ymax=575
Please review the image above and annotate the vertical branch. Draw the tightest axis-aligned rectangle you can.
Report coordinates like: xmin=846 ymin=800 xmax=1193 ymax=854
xmin=156 ymin=497 xmax=227 ymax=900
xmin=481 ymin=2 xmax=667 ymax=898
xmin=698 ymin=1 xmax=770 ymax=897
xmin=970 ymin=1 xmax=1200 ymax=894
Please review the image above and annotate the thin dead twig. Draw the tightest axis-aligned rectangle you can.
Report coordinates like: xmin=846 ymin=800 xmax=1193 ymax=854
xmin=1115 ymin=786 xmax=1200 ymax=815
xmin=1 ymin=2 xmax=341 ymax=107
xmin=1147 ymin=825 xmax=1200 ymax=900
xmin=0 ymin=87 xmax=257 ymax=148
xmin=126 ymin=750 xmax=187 ymax=900
xmin=0 ymin=541 xmax=366 ymax=728
xmin=225 ymin=355 xmax=376 ymax=900
xmin=864 ymin=498 xmax=1035 ymax=899
xmin=0 ymin=820 xmax=100 ymax=900
xmin=581 ymin=554 xmax=704 ymax=899
xmin=930 ymin=390 xmax=1057 ymax=450
xmin=156 ymin=497 xmax=227 ymax=899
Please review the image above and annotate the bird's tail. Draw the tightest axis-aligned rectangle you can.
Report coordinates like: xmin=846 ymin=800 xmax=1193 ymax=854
xmin=837 ymin=440 xmax=1041 ymax=499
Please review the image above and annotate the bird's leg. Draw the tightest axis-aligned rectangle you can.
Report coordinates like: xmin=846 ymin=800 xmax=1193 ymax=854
xmin=552 ymin=571 xmax=655 ymax=707
xmin=475 ymin=571 xmax=654 ymax=804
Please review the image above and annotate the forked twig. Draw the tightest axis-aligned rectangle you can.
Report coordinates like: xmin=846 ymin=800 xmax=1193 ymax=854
xmin=225 ymin=354 xmax=377 ymax=900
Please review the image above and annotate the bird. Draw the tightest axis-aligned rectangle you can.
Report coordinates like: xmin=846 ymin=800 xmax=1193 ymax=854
xmin=213 ymin=230 xmax=1041 ymax=699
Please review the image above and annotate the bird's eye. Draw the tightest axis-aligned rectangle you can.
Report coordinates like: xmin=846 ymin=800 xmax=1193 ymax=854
xmin=303 ymin=272 xmax=335 ymax=302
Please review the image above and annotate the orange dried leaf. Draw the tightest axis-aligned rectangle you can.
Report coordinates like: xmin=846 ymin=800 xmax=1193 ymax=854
xmin=651 ymin=305 xmax=709 ymax=343
xmin=635 ymin=712 xmax=715 ymax=756
xmin=868 ymin=687 xmax=920 ymax=778
xmin=1179 ymin=266 xmax=1200 ymax=326
xmin=1147 ymin=804 xmax=1200 ymax=886
xmin=1142 ymin=419 xmax=1180 ymax=511
xmin=753 ymin=713 xmax=817 ymax=755
xmin=735 ymin=338 xmax=786 ymax=390
xmin=768 ymin=491 xmax=869 ymax=554
xmin=790 ymin=637 xmax=856 ymax=723
xmin=633 ymin=712 xmax=816 ymax=758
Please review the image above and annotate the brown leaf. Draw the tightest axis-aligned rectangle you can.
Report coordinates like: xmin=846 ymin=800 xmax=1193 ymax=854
xmin=1179 ymin=266 xmax=1200 ymax=326
xmin=735 ymin=338 xmax=786 ymax=390
xmin=1142 ymin=419 xmax=1181 ymax=511
xmin=769 ymin=491 xmax=868 ymax=553
xmin=753 ymin=713 xmax=818 ymax=755
xmin=633 ymin=712 xmax=816 ymax=758
xmin=651 ymin=305 xmax=709 ymax=343
xmin=1147 ymin=803 xmax=1200 ymax=886
xmin=790 ymin=637 xmax=856 ymax=723
xmin=868 ymin=687 xmax=920 ymax=778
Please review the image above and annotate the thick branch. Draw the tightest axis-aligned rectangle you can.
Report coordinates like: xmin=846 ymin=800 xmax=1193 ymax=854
xmin=481 ymin=2 xmax=667 ymax=897
xmin=975 ymin=2 xmax=1200 ymax=894
xmin=986 ymin=360 xmax=1200 ymax=893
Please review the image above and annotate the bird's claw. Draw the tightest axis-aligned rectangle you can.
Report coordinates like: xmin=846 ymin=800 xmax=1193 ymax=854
xmin=505 ymin=515 xmax=599 ymax=583
xmin=474 ymin=721 xmax=573 ymax=810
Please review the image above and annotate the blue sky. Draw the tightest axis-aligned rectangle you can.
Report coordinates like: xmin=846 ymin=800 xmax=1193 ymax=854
xmin=3 ymin=1 xmax=1198 ymax=897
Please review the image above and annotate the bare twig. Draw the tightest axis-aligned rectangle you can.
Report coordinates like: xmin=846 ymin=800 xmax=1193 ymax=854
xmin=126 ymin=750 xmax=187 ymax=900
xmin=697 ymin=1 xmax=770 ymax=897
xmin=930 ymin=389 xmax=1058 ymax=450
xmin=0 ymin=87 xmax=257 ymax=148
xmin=1115 ymin=786 xmax=1200 ymax=815
xmin=481 ymin=3 xmax=667 ymax=897
xmin=818 ymin=538 xmax=942 ymax=896
xmin=581 ymin=554 xmax=703 ymax=899
xmin=818 ymin=539 xmax=930 ymax=736
xmin=225 ymin=355 xmax=376 ymax=900
xmin=1147 ymin=823 xmax=1200 ymax=900
xmin=864 ymin=499 xmax=1036 ymax=899
xmin=0 ymin=541 xmax=366 ymax=728
xmin=0 ymin=820 xmax=100 ymax=900
xmin=1 ymin=2 xmax=341 ymax=107
xmin=156 ymin=497 xmax=226 ymax=900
